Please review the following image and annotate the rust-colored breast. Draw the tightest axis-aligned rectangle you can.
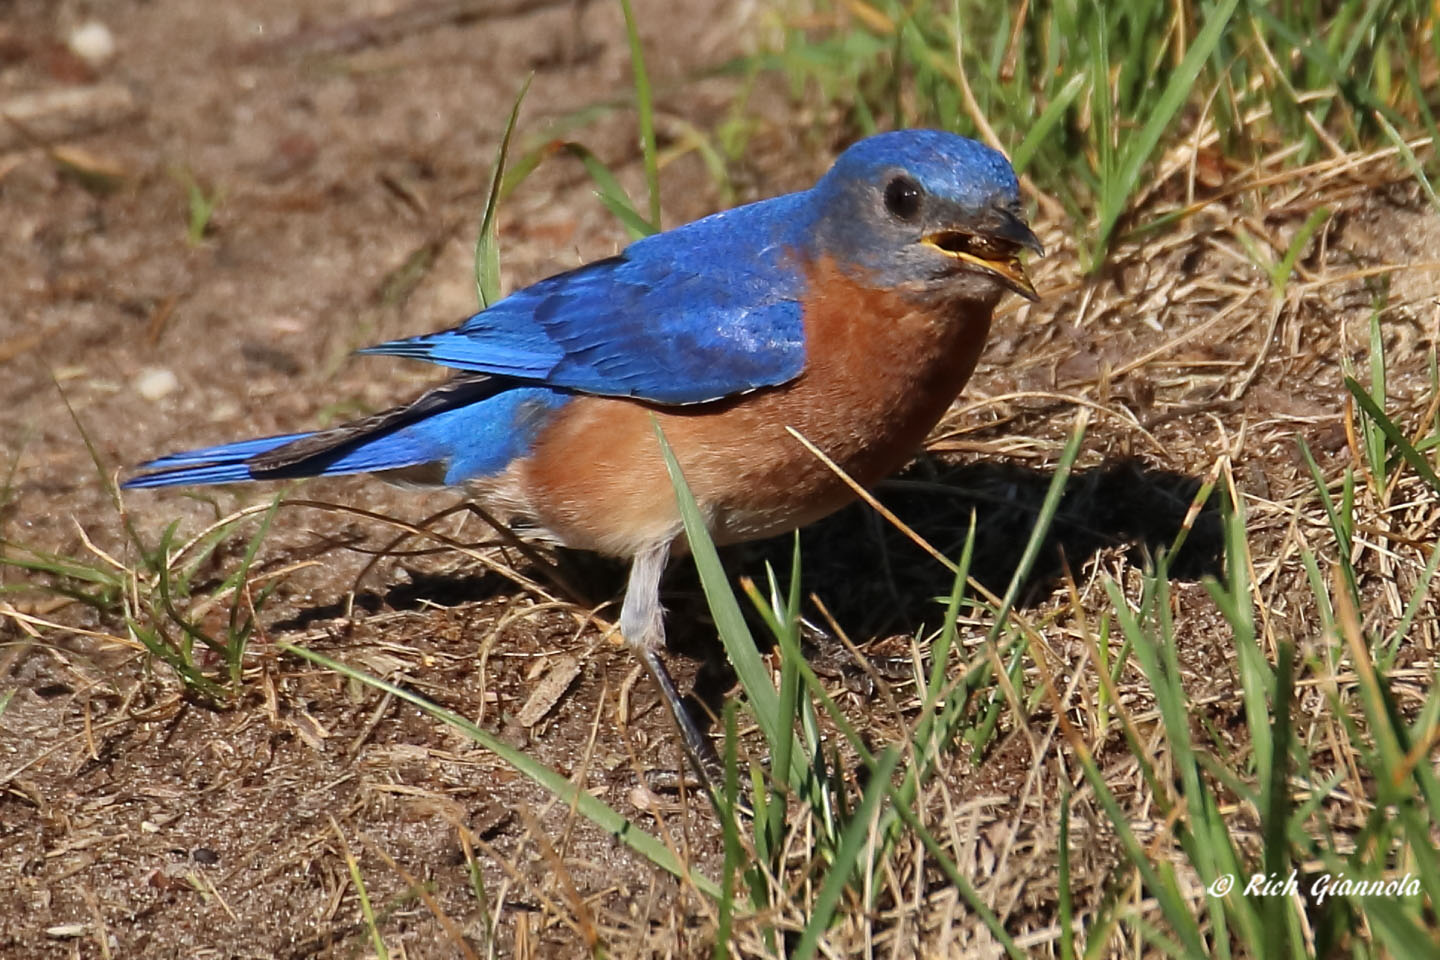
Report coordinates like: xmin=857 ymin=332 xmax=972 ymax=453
xmin=504 ymin=256 xmax=994 ymax=557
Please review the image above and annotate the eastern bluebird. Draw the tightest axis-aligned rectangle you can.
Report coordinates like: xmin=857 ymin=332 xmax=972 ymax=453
xmin=125 ymin=128 xmax=1041 ymax=790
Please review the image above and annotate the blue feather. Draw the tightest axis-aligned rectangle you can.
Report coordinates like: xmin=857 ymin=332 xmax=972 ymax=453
xmin=124 ymin=385 xmax=570 ymax=489
xmin=360 ymin=193 xmax=816 ymax=405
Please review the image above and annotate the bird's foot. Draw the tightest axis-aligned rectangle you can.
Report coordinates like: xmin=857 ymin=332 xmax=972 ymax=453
xmin=638 ymin=647 xmax=728 ymax=805
xmin=798 ymin=616 xmax=913 ymax=693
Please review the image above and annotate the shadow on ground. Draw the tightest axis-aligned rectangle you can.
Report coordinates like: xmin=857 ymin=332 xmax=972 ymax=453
xmin=265 ymin=453 xmax=1223 ymax=708
xmin=784 ymin=453 xmax=1224 ymax=631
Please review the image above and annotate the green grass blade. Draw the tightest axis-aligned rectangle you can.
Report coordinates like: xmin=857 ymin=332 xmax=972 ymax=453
xmin=1272 ymin=207 xmax=1331 ymax=296
xmin=0 ymin=544 xmax=124 ymax=588
xmin=1260 ymin=640 xmax=1296 ymax=960
xmin=1345 ymin=376 xmax=1440 ymax=493
xmin=474 ymin=74 xmax=533 ymax=308
xmin=216 ymin=493 xmax=282 ymax=684
xmin=1364 ymin=896 xmax=1440 ymax=958
xmin=963 ymin=409 xmax=1089 ymax=754
xmin=337 ymin=831 xmax=389 ymax=960
xmin=652 ymin=421 xmax=802 ymax=780
xmin=1059 ymin=789 xmax=1075 ymax=960
xmin=597 ymin=190 xmax=662 ymax=240
xmin=913 ymin=514 xmax=975 ymax=761
xmin=1011 ymin=72 xmax=1086 ymax=176
xmin=1101 ymin=578 xmax=1212 ymax=958
xmin=985 ymin=410 xmax=1088 ymax=646
xmin=1384 ymin=540 xmax=1440 ymax=659
xmin=767 ymin=541 xmax=805 ymax=828
xmin=714 ymin=703 xmax=741 ymax=960
xmin=619 ymin=0 xmax=661 ymax=231
xmin=560 ymin=142 xmax=655 ymax=240
xmin=1204 ymin=497 xmax=1268 ymax=780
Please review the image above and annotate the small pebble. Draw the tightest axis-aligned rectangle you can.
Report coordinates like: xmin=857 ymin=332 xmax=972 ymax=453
xmin=68 ymin=21 xmax=116 ymax=67
xmin=134 ymin=367 xmax=179 ymax=400
xmin=628 ymin=783 xmax=659 ymax=812
xmin=46 ymin=923 xmax=88 ymax=939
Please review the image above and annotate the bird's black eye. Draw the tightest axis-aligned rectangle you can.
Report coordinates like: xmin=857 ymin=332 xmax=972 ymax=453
xmin=883 ymin=175 xmax=922 ymax=221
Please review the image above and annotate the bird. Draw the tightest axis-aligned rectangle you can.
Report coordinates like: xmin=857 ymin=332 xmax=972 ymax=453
xmin=124 ymin=128 xmax=1042 ymax=794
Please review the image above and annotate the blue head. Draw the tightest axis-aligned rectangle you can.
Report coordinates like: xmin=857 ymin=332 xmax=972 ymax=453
xmin=807 ymin=129 xmax=1042 ymax=304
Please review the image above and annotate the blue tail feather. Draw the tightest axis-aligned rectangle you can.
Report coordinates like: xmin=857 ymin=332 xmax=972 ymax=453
xmin=123 ymin=379 xmax=570 ymax=491
xmin=127 ymin=435 xmax=310 ymax=486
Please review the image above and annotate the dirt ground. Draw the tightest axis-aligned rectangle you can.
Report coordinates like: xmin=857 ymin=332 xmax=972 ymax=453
xmin=3 ymin=1 xmax=1439 ymax=958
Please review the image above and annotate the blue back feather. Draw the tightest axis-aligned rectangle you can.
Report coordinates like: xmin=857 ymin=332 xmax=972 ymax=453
xmin=361 ymin=193 xmax=815 ymax=405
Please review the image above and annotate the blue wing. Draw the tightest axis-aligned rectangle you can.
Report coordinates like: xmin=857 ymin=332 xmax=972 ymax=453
xmin=361 ymin=193 xmax=815 ymax=405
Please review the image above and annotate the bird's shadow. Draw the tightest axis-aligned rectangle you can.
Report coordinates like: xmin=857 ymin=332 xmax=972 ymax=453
xmin=272 ymin=454 xmax=1223 ymax=704
xmin=642 ymin=454 xmax=1219 ymax=644
xmin=764 ymin=453 xmax=1222 ymax=636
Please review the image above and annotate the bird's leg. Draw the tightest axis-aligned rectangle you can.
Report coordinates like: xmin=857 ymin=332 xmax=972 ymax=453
xmin=621 ymin=541 xmax=725 ymax=800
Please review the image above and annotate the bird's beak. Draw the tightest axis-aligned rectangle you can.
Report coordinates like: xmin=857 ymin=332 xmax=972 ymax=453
xmin=922 ymin=209 xmax=1043 ymax=301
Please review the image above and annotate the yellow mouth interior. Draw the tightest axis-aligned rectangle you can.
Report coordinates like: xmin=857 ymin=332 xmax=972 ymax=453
xmin=922 ymin=232 xmax=1037 ymax=300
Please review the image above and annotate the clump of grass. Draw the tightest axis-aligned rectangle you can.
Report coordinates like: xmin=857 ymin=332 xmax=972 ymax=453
xmin=746 ymin=0 xmax=1439 ymax=267
xmin=1 ymin=504 xmax=284 ymax=706
xmin=1043 ymin=486 xmax=1439 ymax=957
xmin=1 ymin=388 xmax=286 ymax=706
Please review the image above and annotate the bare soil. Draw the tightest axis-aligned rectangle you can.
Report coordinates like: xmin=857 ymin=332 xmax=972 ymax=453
xmin=3 ymin=1 xmax=1438 ymax=958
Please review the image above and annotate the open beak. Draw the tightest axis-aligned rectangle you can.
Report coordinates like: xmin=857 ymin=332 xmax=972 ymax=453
xmin=922 ymin=210 xmax=1043 ymax=301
